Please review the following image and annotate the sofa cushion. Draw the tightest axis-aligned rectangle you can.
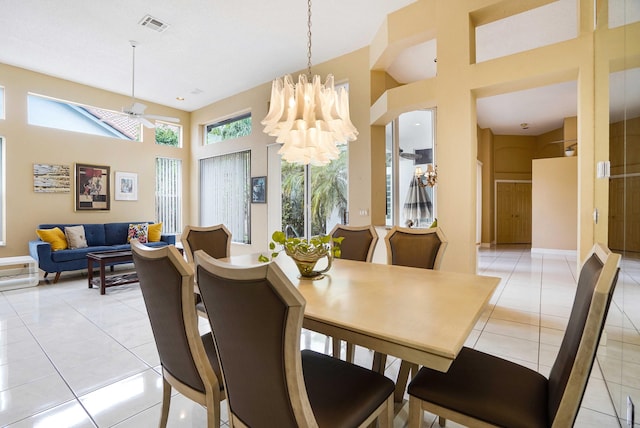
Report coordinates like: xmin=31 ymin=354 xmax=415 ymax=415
xmin=64 ymin=226 xmax=88 ymax=249
xmin=148 ymin=222 xmax=162 ymax=242
xmin=36 ymin=227 xmax=68 ymax=251
xmin=104 ymin=222 xmax=154 ymax=245
xmin=127 ymin=223 xmax=149 ymax=244
xmin=82 ymin=224 xmax=107 ymax=246
xmin=51 ymin=246 xmax=115 ymax=262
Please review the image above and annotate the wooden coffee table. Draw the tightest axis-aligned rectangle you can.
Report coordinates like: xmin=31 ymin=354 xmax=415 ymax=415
xmin=87 ymin=250 xmax=137 ymax=295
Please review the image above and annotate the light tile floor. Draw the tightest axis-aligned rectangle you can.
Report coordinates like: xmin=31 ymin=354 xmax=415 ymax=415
xmin=0 ymin=246 xmax=637 ymax=427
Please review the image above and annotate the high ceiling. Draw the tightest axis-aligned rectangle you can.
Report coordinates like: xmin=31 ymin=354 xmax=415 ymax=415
xmin=1 ymin=0 xmax=638 ymax=136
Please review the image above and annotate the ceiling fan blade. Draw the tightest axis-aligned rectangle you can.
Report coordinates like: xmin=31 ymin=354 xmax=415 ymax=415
xmin=143 ymin=114 xmax=180 ymax=123
xmin=138 ymin=117 xmax=156 ymax=128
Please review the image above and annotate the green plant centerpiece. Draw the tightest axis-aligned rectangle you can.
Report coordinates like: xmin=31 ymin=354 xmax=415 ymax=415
xmin=259 ymin=231 xmax=343 ymax=279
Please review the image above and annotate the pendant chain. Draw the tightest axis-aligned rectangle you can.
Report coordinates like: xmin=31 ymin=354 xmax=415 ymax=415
xmin=307 ymin=0 xmax=313 ymax=78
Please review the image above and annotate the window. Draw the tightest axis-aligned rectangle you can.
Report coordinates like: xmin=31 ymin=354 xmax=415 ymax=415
xmin=281 ymin=146 xmax=348 ymax=238
xmin=156 ymin=158 xmax=182 ymax=234
xmin=0 ymin=86 xmax=4 ymax=119
xmin=205 ymin=113 xmax=251 ymax=144
xmin=200 ymin=151 xmax=251 ymax=243
xmin=27 ymin=93 xmax=141 ymax=141
xmin=155 ymin=121 xmax=182 ymax=147
xmin=386 ymin=109 xmax=436 ymax=228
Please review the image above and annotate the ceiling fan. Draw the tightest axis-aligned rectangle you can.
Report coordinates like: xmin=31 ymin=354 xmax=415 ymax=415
xmin=122 ymin=41 xmax=179 ymax=128
xmin=399 ymin=148 xmax=422 ymax=160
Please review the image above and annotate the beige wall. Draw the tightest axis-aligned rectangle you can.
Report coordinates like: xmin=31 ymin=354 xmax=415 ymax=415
xmin=367 ymin=0 xmax=637 ymax=271
xmin=0 ymin=63 xmax=191 ymax=257
xmin=532 ymin=157 xmax=578 ymax=251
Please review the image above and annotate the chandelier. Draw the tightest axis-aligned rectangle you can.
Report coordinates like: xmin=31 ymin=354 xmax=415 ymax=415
xmin=261 ymin=0 xmax=358 ymax=166
xmin=415 ymin=164 xmax=438 ymax=187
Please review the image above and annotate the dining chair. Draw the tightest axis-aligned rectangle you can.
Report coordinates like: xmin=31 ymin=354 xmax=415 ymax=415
xmin=384 ymin=225 xmax=447 ymax=270
xmin=181 ymin=224 xmax=231 ymax=318
xmin=329 ymin=224 xmax=379 ymax=361
xmin=194 ymin=250 xmax=395 ymax=428
xmin=383 ymin=225 xmax=448 ymax=400
xmin=181 ymin=224 xmax=232 ymax=263
xmin=407 ymin=243 xmax=620 ymax=428
xmin=130 ymin=240 xmax=225 ymax=428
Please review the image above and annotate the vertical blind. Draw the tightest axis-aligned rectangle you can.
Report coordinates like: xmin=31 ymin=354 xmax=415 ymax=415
xmin=200 ymin=150 xmax=251 ymax=244
xmin=156 ymin=157 xmax=182 ymax=234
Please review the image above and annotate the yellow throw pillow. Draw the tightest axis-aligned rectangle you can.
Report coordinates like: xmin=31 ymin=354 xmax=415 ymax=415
xmin=36 ymin=227 xmax=68 ymax=251
xmin=148 ymin=222 xmax=163 ymax=242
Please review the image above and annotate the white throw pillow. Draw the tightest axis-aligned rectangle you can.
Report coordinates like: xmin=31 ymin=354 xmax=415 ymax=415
xmin=64 ymin=225 xmax=88 ymax=249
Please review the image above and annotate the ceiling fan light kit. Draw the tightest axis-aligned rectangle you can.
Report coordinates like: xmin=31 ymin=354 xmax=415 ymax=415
xmin=122 ymin=41 xmax=179 ymax=128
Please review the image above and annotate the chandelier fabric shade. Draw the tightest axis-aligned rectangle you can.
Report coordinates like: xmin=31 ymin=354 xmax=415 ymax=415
xmin=262 ymin=73 xmax=358 ymax=165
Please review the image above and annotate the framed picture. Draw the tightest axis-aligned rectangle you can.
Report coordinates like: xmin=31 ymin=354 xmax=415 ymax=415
xmin=33 ymin=163 xmax=71 ymax=193
xmin=75 ymin=163 xmax=110 ymax=210
xmin=115 ymin=172 xmax=138 ymax=201
xmin=251 ymin=176 xmax=267 ymax=203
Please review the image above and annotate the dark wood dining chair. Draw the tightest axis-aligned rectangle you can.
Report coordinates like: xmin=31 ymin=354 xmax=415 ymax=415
xmin=407 ymin=243 xmax=620 ymax=428
xmin=329 ymin=224 xmax=379 ymax=362
xmin=194 ymin=250 xmax=395 ymax=428
xmin=181 ymin=224 xmax=231 ymax=318
xmin=130 ymin=240 xmax=225 ymax=428
xmin=383 ymin=225 xmax=448 ymax=400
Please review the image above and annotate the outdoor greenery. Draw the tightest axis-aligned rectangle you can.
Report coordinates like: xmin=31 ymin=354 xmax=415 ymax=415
xmin=281 ymin=149 xmax=348 ymax=236
xmin=206 ymin=115 xmax=252 ymax=144
xmin=155 ymin=123 xmax=180 ymax=147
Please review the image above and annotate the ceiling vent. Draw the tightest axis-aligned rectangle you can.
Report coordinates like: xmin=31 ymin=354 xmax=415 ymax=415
xmin=138 ymin=15 xmax=169 ymax=33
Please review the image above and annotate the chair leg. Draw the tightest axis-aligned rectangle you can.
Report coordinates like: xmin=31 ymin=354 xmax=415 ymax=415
xmin=408 ymin=395 xmax=423 ymax=428
xmin=159 ymin=378 xmax=171 ymax=428
xmin=205 ymin=391 xmax=221 ymax=428
xmin=438 ymin=416 xmax=447 ymax=427
xmin=53 ymin=272 xmax=61 ymax=283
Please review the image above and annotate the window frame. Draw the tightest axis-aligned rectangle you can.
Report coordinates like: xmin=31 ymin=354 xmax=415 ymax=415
xmin=204 ymin=112 xmax=252 ymax=145
xmin=155 ymin=157 xmax=183 ymax=235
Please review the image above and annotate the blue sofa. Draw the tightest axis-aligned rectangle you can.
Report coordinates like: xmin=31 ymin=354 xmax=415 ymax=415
xmin=29 ymin=222 xmax=175 ymax=283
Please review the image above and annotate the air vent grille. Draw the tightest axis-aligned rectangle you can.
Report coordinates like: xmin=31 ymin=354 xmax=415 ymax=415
xmin=138 ymin=15 xmax=169 ymax=33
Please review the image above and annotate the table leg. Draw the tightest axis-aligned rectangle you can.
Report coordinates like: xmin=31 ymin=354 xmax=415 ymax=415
xmin=88 ymin=260 xmax=94 ymax=288
xmin=100 ymin=261 xmax=106 ymax=295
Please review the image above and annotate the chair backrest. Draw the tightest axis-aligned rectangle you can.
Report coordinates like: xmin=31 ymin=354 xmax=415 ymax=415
xmin=131 ymin=240 xmax=219 ymax=395
xmin=181 ymin=224 xmax=231 ymax=264
xmin=194 ymin=251 xmax=316 ymax=428
xmin=330 ymin=224 xmax=378 ymax=262
xmin=548 ymin=243 xmax=620 ymax=427
xmin=384 ymin=226 xmax=448 ymax=270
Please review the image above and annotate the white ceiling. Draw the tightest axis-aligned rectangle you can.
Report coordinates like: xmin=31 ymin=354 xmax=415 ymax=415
xmin=1 ymin=0 xmax=638 ymax=136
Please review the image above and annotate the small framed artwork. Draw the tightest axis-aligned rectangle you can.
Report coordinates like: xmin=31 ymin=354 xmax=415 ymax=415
xmin=115 ymin=172 xmax=138 ymax=201
xmin=33 ymin=163 xmax=71 ymax=193
xmin=75 ymin=163 xmax=110 ymax=211
xmin=251 ymin=176 xmax=267 ymax=203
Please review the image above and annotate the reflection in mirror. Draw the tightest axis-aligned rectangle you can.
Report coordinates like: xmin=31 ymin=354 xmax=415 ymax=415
xmin=603 ymin=65 xmax=640 ymax=422
xmin=385 ymin=110 xmax=436 ymax=228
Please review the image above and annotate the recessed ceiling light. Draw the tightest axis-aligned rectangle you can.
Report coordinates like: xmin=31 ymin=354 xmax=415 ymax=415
xmin=176 ymin=97 xmax=185 ymax=101
xmin=520 ymin=122 xmax=529 ymax=129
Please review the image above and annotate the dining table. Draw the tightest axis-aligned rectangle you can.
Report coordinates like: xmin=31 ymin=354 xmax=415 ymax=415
xmin=221 ymin=253 xmax=500 ymax=375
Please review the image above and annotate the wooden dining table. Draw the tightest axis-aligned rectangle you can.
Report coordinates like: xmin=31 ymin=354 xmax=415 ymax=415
xmin=222 ymin=253 xmax=500 ymax=375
